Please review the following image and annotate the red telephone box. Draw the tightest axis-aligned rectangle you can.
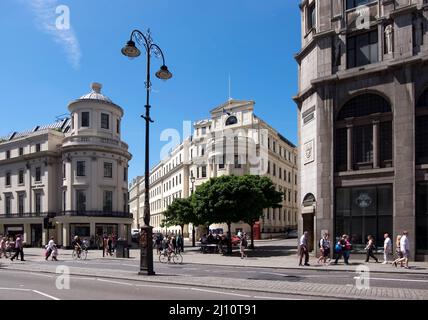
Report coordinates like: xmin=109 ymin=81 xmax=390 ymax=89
xmin=253 ymin=222 xmax=261 ymax=240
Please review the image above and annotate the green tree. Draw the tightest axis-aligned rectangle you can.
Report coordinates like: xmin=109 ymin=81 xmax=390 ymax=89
xmin=238 ymin=175 xmax=283 ymax=249
xmin=193 ymin=175 xmax=283 ymax=254
xmin=161 ymin=197 xmax=194 ymax=252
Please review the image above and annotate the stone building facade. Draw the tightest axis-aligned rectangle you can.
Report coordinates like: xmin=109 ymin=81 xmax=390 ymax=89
xmin=295 ymin=0 xmax=428 ymax=260
xmin=129 ymin=99 xmax=298 ymax=239
xmin=0 ymin=83 xmax=133 ymax=247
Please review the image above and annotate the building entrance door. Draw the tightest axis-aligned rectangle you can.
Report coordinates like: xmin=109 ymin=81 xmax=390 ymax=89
xmin=303 ymin=213 xmax=315 ymax=252
xmin=31 ymin=224 xmax=42 ymax=247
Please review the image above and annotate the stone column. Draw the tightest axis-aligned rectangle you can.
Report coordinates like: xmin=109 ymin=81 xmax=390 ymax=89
xmin=23 ymin=223 xmax=31 ymax=246
xmin=63 ymin=222 xmax=69 ymax=247
xmin=346 ymin=123 xmax=353 ymax=171
xmin=42 ymin=228 xmax=48 ymax=247
xmin=118 ymin=224 xmax=125 ymax=239
xmin=57 ymin=223 xmax=63 ymax=246
xmin=373 ymin=119 xmax=380 ymax=169
xmin=90 ymin=221 xmax=96 ymax=239
xmin=393 ymin=67 xmax=415 ymax=259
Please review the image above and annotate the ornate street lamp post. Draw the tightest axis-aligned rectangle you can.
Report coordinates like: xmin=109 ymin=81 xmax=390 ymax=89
xmin=190 ymin=174 xmax=196 ymax=247
xmin=122 ymin=28 xmax=172 ymax=275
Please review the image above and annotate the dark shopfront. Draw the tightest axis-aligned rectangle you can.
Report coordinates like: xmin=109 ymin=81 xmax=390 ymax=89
xmin=416 ymin=182 xmax=428 ymax=255
xmin=335 ymin=184 xmax=393 ymax=250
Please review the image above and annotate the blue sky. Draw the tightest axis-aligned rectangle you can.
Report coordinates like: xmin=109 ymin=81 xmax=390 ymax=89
xmin=0 ymin=0 xmax=301 ymax=181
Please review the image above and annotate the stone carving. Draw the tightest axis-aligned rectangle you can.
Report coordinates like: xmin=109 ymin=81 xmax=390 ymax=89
xmin=303 ymin=140 xmax=314 ymax=164
xmin=385 ymin=24 xmax=393 ymax=54
xmin=333 ymin=36 xmax=342 ymax=66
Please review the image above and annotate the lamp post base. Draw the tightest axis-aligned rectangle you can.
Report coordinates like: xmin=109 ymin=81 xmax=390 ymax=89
xmin=139 ymin=225 xmax=156 ymax=276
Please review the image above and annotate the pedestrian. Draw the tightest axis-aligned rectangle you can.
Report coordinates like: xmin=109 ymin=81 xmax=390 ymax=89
xmin=398 ymin=231 xmax=410 ymax=269
xmin=0 ymin=237 xmax=7 ymax=258
xmin=392 ymin=235 xmax=404 ymax=268
xmin=383 ymin=233 xmax=392 ymax=264
xmin=298 ymin=231 xmax=310 ymax=266
xmin=107 ymin=235 xmax=113 ymax=256
xmin=240 ymin=233 xmax=248 ymax=259
xmin=317 ymin=233 xmax=330 ymax=265
xmin=365 ymin=235 xmax=379 ymax=263
xmin=10 ymin=234 xmax=25 ymax=262
xmin=51 ymin=244 xmax=59 ymax=261
xmin=172 ymin=236 xmax=177 ymax=253
xmin=176 ymin=234 xmax=183 ymax=253
xmin=334 ymin=234 xmax=350 ymax=265
xmin=45 ymin=237 xmax=55 ymax=261
xmin=102 ymin=234 xmax=108 ymax=257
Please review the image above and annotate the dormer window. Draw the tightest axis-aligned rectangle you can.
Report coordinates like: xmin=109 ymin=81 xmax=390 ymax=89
xmin=225 ymin=116 xmax=238 ymax=126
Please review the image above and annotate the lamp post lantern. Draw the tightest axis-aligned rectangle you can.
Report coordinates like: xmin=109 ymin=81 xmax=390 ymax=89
xmin=122 ymin=28 xmax=172 ymax=276
xmin=190 ymin=174 xmax=196 ymax=247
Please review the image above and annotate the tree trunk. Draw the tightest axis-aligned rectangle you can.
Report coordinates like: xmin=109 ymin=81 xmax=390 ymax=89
xmin=181 ymin=225 xmax=184 ymax=252
xmin=249 ymin=222 xmax=255 ymax=249
xmin=227 ymin=222 xmax=232 ymax=255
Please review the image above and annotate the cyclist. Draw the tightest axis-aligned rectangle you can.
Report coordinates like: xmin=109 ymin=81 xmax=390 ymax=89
xmin=71 ymin=236 xmax=82 ymax=258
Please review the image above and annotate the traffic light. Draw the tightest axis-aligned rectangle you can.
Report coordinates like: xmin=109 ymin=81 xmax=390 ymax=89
xmin=43 ymin=217 xmax=49 ymax=229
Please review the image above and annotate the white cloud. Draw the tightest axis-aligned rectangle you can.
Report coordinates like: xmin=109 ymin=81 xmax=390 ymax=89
xmin=28 ymin=0 xmax=81 ymax=69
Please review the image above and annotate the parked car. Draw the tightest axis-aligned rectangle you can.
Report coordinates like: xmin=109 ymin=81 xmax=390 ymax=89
xmin=131 ymin=229 xmax=140 ymax=243
xmin=286 ymin=230 xmax=298 ymax=239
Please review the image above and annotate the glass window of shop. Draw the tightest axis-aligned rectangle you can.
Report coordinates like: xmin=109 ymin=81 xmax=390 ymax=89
xmin=416 ymin=182 xmax=428 ymax=253
xmin=70 ymin=224 xmax=90 ymax=243
xmin=335 ymin=185 xmax=392 ymax=250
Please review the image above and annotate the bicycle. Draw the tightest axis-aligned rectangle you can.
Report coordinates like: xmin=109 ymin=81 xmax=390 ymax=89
xmin=72 ymin=246 xmax=88 ymax=260
xmin=158 ymin=249 xmax=183 ymax=264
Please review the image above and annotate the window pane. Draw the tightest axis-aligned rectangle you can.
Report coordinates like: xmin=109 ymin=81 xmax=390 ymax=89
xmin=354 ymin=125 xmax=373 ymax=164
xmin=82 ymin=112 xmax=90 ymax=127
xmin=335 ymin=128 xmax=348 ymax=171
xmin=380 ymin=121 xmax=393 ymax=164
xmin=416 ymin=116 xmax=428 ymax=164
xmin=417 ymin=182 xmax=428 ymax=251
xmin=101 ymin=113 xmax=109 ymax=129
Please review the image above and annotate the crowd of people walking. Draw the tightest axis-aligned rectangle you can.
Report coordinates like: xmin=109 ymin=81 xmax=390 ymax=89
xmin=299 ymin=230 xmax=412 ymax=269
xmin=0 ymin=234 xmax=25 ymax=262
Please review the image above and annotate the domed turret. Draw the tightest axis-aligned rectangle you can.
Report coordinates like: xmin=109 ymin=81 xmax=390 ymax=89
xmin=68 ymin=82 xmax=124 ymax=139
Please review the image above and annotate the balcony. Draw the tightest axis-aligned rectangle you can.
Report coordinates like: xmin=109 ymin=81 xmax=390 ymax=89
xmin=62 ymin=135 xmax=129 ymax=150
xmin=0 ymin=212 xmax=56 ymax=219
xmin=57 ymin=211 xmax=133 ymax=219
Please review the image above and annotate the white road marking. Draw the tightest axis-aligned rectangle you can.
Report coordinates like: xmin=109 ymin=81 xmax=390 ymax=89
xmin=29 ymin=273 xmax=54 ymax=278
xmin=191 ymin=288 xmax=251 ymax=298
xmin=32 ymin=290 xmax=60 ymax=301
xmin=0 ymin=287 xmax=30 ymax=291
xmin=253 ymin=296 xmax=302 ymax=300
xmin=354 ymin=276 xmax=428 ymax=283
xmin=96 ymin=279 xmax=134 ymax=286
xmin=136 ymin=284 xmax=189 ymax=290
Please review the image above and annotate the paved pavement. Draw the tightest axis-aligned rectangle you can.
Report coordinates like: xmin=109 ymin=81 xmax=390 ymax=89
xmin=0 ymin=269 xmax=321 ymax=300
xmin=10 ymin=238 xmax=428 ymax=275
xmin=1 ymin=239 xmax=428 ymax=300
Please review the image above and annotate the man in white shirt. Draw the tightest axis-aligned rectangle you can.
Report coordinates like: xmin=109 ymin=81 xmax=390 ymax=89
xmin=45 ymin=237 xmax=55 ymax=261
xmin=299 ymin=231 xmax=310 ymax=266
xmin=400 ymin=231 xmax=410 ymax=269
xmin=383 ymin=233 xmax=392 ymax=264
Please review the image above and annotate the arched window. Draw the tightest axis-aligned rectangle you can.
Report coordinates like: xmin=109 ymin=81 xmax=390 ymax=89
xmin=335 ymin=93 xmax=393 ymax=172
xmin=303 ymin=193 xmax=316 ymax=206
xmin=337 ymin=94 xmax=391 ymax=120
xmin=225 ymin=116 xmax=238 ymax=126
xmin=416 ymin=88 xmax=428 ymax=165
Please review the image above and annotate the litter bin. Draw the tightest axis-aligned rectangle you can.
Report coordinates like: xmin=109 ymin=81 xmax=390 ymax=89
xmin=115 ymin=240 xmax=129 ymax=258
